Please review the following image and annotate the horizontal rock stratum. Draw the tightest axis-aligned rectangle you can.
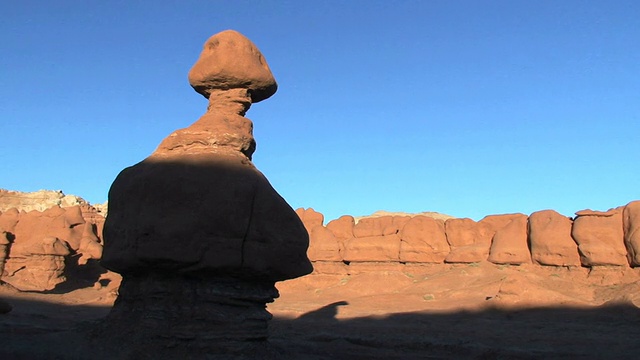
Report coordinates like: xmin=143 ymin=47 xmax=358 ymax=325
xmin=1 ymin=189 xmax=639 ymax=286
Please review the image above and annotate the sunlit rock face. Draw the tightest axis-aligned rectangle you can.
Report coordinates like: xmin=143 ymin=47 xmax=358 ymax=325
xmin=100 ymin=30 xmax=311 ymax=358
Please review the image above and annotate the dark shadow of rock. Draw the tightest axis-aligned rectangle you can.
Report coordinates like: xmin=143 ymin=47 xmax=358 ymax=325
xmin=2 ymin=295 xmax=640 ymax=359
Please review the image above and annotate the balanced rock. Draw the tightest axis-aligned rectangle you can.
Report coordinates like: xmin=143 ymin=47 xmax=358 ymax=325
xmin=188 ymin=30 xmax=277 ymax=103
xmin=100 ymin=30 xmax=311 ymax=358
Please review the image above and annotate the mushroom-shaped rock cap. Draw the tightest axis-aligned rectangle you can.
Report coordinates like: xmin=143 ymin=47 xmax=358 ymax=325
xmin=188 ymin=30 xmax=277 ymax=103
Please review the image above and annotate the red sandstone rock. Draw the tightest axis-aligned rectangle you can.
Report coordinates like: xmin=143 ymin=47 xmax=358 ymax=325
xmin=78 ymin=222 xmax=103 ymax=265
xmin=572 ymin=208 xmax=627 ymax=266
xmin=99 ymin=30 xmax=311 ymax=357
xmin=391 ymin=216 xmax=412 ymax=233
xmin=307 ymin=225 xmax=342 ymax=262
xmin=102 ymin=30 xmax=311 ymax=282
xmin=478 ymin=213 xmax=522 ymax=243
xmin=6 ymin=236 xmax=70 ymax=291
xmin=326 ymin=215 xmax=355 ymax=239
xmin=0 ymin=205 xmax=105 ymax=289
xmin=80 ymin=204 xmax=106 ymax=242
xmin=444 ymin=218 xmax=490 ymax=263
xmin=487 ymin=214 xmax=530 ymax=265
xmin=0 ymin=208 xmax=19 ymax=233
xmin=343 ymin=234 xmax=401 ymax=262
xmin=528 ymin=210 xmax=580 ymax=266
xmin=188 ymin=30 xmax=277 ymax=103
xmin=399 ymin=216 xmax=449 ymax=263
xmin=353 ymin=216 xmax=395 ymax=237
xmin=623 ymin=201 xmax=640 ymax=266
xmin=296 ymin=207 xmax=324 ymax=231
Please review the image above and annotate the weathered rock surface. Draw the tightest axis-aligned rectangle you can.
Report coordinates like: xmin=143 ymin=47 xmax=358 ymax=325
xmin=487 ymin=214 xmax=531 ymax=265
xmin=343 ymin=234 xmax=401 ymax=262
xmin=295 ymin=207 xmax=324 ymax=231
xmin=326 ymin=215 xmax=355 ymax=239
xmin=572 ymin=208 xmax=627 ymax=266
xmin=0 ymin=206 xmax=104 ymax=291
xmin=0 ymin=189 xmax=89 ymax=212
xmin=529 ymin=210 xmax=580 ymax=266
xmin=623 ymin=201 xmax=640 ymax=266
xmin=399 ymin=216 xmax=449 ymax=263
xmin=188 ymin=30 xmax=277 ymax=103
xmin=353 ymin=216 xmax=393 ymax=237
xmin=100 ymin=29 xmax=311 ymax=358
xmin=296 ymin=208 xmax=343 ymax=262
xmin=444 ymin=218 xmax=490 ymax=263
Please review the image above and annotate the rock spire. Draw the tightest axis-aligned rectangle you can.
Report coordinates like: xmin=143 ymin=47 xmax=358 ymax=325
xmin=100 ymin=30 xmax=311 ymax=358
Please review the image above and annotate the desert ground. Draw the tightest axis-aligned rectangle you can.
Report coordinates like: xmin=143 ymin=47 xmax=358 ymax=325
xmin=2 ymin=261 xmax=640 ymax=359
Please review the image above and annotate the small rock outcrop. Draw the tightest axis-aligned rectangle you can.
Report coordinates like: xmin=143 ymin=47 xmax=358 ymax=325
xmin=529 ymin=210 xmax=580 ymax=266
xmin=444 ymin=218 xmax=490 ymax=263
xmin=100 ymin=30 xmax=311 ymax=358
xmin=399 ymin=216 xmax=449 ymax=263
xmin=0 ymin=205 xmax=104 ymax=291
xmin=0 ymin=189 xmax=88 ymax=212
xmin=487 ymin=214 xmax=531 ymax=265
xmin=572 ymin=208 xmax=627 ymax=266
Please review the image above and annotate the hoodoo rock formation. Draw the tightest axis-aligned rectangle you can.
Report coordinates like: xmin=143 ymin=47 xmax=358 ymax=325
xmin=0 ymin=205 xmax=105 ymax=291
xmin=100 ymin=30 xmax=312 ymax=358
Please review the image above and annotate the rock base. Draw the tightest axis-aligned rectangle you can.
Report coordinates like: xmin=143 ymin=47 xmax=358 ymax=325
xmin=98 ymin=273 xmax=281 ymax=359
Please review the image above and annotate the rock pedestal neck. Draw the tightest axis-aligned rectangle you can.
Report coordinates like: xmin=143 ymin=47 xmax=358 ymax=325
xmin=100 ymin=30 xmax=312 ymax=358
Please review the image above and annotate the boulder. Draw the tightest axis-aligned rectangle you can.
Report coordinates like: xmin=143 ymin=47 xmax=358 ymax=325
xmin=399 ymin=216 xmax=449 ymax=263
xmin=572 ymin=208 xmax=627 ymax=266
xmin=326 ymin=215 xmax=355 ymax=239
xmin=353 ymin=216 xmax=395 ymax=237
xmin=307 ymin=225 xmax=342 ymax=262
xmin=5 ymin=236 xmax=70 ymax=291
xmin=487 ymin=214 xmax=531 ymax=265
xmin=343 ymin=234 xmax=401 ymax=262
xmin=529 ymin=210 xmax=580 ymax=266
xmin=188 ymin=29 xmax=277 ymax=103
xmin=296 ymin=207 xmax=324 ymax=231
xmin=444 ymin=218 xmax=490 ymax=263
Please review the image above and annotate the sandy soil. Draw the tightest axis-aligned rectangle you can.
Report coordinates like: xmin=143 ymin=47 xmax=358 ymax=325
xmin=2 ymin=262 xmax=640 ymax=359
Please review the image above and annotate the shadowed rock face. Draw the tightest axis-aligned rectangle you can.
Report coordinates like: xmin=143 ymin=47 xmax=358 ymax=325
xmin=100 ymin=30 xmax=311 ymax=358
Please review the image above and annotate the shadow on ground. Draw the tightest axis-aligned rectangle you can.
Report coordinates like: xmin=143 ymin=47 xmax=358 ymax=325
xmin=1 ymin=295 xmax=639 ymax=359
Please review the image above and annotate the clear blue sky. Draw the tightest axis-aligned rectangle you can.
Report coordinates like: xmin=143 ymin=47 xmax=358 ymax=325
xmin=1 ymin=1 xmax=638 ymax=222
